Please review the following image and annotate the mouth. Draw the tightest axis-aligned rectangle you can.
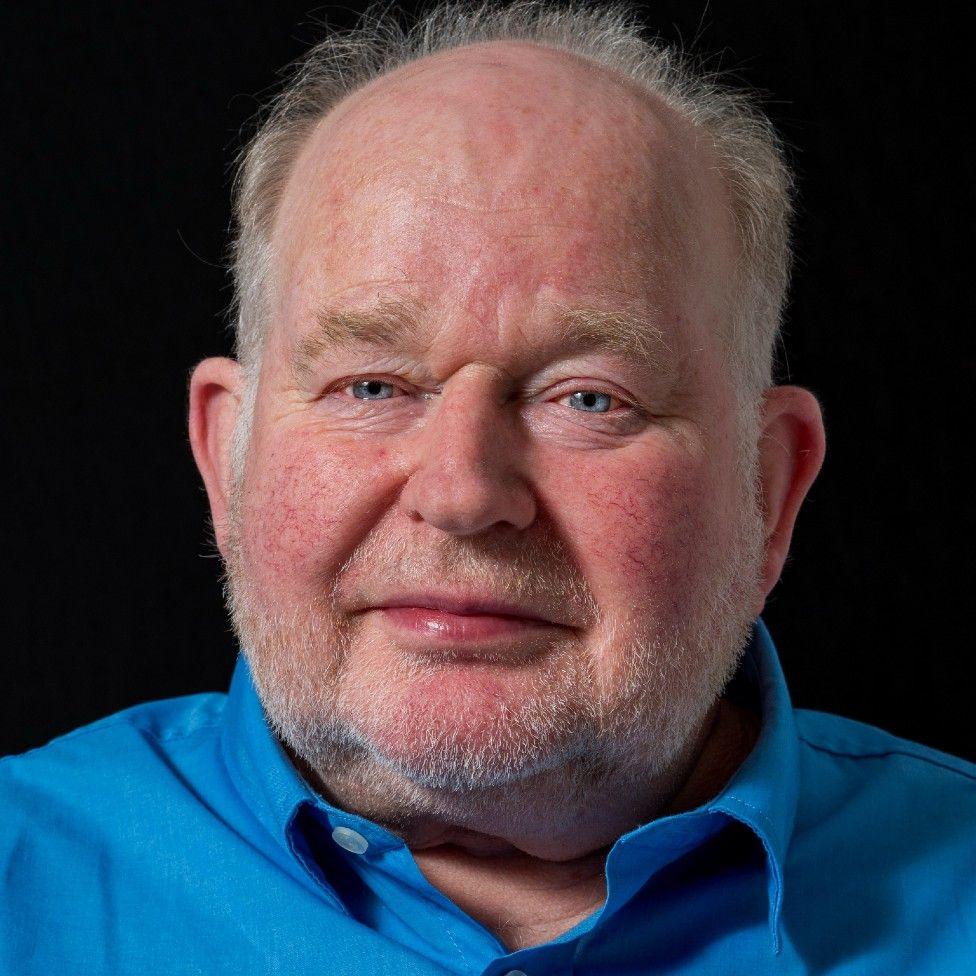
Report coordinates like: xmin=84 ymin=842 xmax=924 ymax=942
xmin=365 ymin=592 xmax=566 ymax=646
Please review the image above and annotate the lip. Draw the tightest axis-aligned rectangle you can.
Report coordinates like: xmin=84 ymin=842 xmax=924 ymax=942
xmin=366 ymin=592 xmax=565 ymax=644
xmin=377 ymin=606 xmax=554 ymax=642
xmin=375 ymin=592 xmax=558 ymax=623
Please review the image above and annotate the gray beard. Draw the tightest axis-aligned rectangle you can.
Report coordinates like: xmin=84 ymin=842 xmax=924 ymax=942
xmin=219 ymin=435 xmax=767 ymax=819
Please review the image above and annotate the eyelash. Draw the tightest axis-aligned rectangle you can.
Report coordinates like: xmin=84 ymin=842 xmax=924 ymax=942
xmin=329 ymin=376 xmax=634 ymax=414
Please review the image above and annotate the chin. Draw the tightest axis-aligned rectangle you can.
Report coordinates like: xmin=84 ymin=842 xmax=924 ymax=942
xmin=358 ymin=728 xmax=587 ymax=793
xmin=331 ymin=665 xmax=593 ymax=792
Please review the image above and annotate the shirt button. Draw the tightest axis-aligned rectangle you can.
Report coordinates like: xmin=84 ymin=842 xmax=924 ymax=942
xmin=331 ymin=826 xmax=369 ymax=854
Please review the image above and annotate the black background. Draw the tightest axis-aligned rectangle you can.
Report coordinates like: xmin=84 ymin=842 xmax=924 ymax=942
xmin=2 ymin=2 xmax=973 ymax=761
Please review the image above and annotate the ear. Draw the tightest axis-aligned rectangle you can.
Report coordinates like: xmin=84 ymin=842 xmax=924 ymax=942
xmin=754 ymin=385 xmax=826 ymax=613
xmin=187 ymin=357 xmax=243 ymax=558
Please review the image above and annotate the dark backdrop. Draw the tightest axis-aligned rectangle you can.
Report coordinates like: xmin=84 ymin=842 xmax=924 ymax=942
xmin=2 ymin=2 xmax=973 ymax=760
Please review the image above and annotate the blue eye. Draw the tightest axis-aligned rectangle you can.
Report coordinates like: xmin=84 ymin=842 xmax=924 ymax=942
xmin=566 ymin=390 xmax=613 ymax=413
xmin=350 ymin=379 xmax=398 ymax=400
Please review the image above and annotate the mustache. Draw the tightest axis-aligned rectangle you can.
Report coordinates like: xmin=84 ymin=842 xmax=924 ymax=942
xmin=331 ymin=524 xmax=598 ymax=624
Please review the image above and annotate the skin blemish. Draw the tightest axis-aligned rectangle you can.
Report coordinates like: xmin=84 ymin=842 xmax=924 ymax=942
xmin=217 ymin=39 xmax=763 ymax=880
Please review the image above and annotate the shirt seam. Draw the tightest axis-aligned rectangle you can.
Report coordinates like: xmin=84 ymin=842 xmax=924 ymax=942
xmin=2 ymin=718 xmax=224 ymax=762
xmin=718 ymin=795 xmax=778 ymax=837
xmin=798 ymin=736 xmax=976 ymax=783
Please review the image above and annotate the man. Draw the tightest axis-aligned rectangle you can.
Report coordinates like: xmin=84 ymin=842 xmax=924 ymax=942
xmin=2 ymin=2 xmax=973 ymax=973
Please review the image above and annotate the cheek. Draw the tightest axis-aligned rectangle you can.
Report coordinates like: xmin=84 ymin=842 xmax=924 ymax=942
xmin=554 ymin=450 xmax=720 ymax=607
xmin=240 ymin=432 xmax=393 ymax=598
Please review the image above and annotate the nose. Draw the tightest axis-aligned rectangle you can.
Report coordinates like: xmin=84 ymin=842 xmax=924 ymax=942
xmin=398 ymin=368 xmax=536 ymax=535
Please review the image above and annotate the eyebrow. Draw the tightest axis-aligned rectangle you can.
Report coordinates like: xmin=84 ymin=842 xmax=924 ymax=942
xmin=291 ymin=298 xmax=427 ymax=380
xmin=290 ymin=297 xmax=678 ymax=381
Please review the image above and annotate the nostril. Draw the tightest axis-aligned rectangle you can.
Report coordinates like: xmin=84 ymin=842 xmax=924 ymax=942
xmin=400 ymin=463 xmax=536 ymax=535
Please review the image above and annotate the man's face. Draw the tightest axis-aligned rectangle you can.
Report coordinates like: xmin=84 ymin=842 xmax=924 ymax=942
xmin=222 ymin=44 xmax=767 ymax=798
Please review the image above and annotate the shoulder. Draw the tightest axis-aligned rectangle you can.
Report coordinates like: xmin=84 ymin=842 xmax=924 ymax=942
xmin=2 ymin=688 xmax=227 ymax=766
xmin=794 ymin=706 xmax=976 ymax=790
xmin=779 ymin=709 xmax=976 ymax=967
xmin=794 ymin=707 xmax=976 ymax=829
xmin=0 ymin=689 xmax=326 ymax=973
xmin=0 ymin=690 xmax=232 ymax=945
xmin=790 ymin=707 xmax=976 ymax=903
xmin=0 ymin=690 xmax=228 ymax=836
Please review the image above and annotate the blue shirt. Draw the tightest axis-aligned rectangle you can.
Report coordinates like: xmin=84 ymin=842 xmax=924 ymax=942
xmin=2 ymin=618 xmax=975 ymax=974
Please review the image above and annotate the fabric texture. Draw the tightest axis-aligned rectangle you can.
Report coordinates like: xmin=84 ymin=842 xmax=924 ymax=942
xmin=2 ymin=618 xmax=974 ymax=974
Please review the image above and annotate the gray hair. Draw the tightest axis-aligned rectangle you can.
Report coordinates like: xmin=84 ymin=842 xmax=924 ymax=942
xmin=227 ymin=0 xmax=794 ymax=485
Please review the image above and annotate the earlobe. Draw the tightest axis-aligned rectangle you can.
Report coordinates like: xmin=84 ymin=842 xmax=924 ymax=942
xmin=754 ymin=385 xmax=827 ymax=612
xmin=187 ymin=357 xmax=243 ymax=557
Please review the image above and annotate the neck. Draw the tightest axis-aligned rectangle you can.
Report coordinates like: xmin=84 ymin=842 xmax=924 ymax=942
xmin=291 ymin=696 xmax=759 ymax=949
xmin=292 ymin=695 xmax=759 ymax=860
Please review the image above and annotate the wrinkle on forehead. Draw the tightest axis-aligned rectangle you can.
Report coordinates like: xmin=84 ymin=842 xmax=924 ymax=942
xmin=290 ymin=296 xmax=680 ymax=384
xmin=278 ymin=43 xmax=717 ymax=235
xmin=269 ymin=40 xmax=734 ymax=361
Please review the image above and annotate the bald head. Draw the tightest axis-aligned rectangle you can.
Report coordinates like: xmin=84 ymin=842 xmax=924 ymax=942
xmin=226 ymin=3 xmax=794 ymax=494
xmin=190 ymin=5 xmax=824 ymax=846
xmin=267 ymin=42 xmax=735 ymax=388
xmin=279 ymin=45 xmax=729 ymax=297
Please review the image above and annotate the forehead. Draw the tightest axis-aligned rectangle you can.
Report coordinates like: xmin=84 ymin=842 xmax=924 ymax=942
xmin=268 ymin=41 xmax=734 ymax=367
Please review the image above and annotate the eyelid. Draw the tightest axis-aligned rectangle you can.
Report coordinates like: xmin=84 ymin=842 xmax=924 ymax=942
xmin=556 ymin=386 xmax=628 ymax=403
xmin=543 ymin=380 xmax=635 ymax=410
xmin=330 ymin=375 xmax=415 ymax=397
xmin=328 ymin=374 xmax=637 ymax=410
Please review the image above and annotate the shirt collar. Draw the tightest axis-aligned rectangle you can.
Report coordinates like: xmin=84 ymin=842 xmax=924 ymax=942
xmin=707 ymin=616 xmax=800 ymax=955
xmin=219 ymin=616 xmax=799 ymax=955
xmin=219 ymin=653 xmax=317 ymax=842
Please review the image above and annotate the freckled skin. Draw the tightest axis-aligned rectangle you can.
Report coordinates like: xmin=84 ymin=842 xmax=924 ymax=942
xmin=189 ymin=39 xmax=827 ymax=950
xmin=239 ymin=45 xmax=740 ymax=634
xmin=229 ymin=43 xmax=750 ymax=795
